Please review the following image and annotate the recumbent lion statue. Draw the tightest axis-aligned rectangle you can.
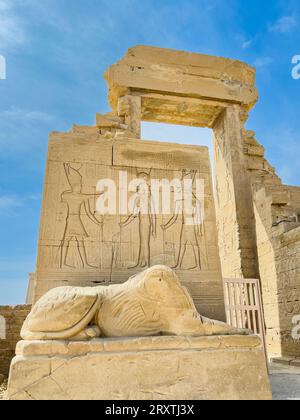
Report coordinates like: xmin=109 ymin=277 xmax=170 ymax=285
xmin=21 ymin=265 xmax=249 ymax=341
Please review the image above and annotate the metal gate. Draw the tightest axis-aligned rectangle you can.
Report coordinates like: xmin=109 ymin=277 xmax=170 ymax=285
xmin=223 ymin=278 xmax=268 ymax=361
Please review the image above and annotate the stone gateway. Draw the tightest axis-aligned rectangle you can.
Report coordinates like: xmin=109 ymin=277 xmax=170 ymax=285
xmin=26 ymin=46 xmax=300 ymax=360
xmin=8 ymin=44 xmax=299 ymax=399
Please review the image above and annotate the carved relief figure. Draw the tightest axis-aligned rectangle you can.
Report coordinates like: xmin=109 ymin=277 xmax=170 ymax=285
xmin=214 ymin=117 xmax=227 ymax=157
xmin=21 ymin=265 xmax=249 ymax=341
xmin=111 ymin=232 xmax=121 ymax=272
xmin=161 ymin=170 xmax=205 ymax=270
xmin=226 ymin=171 xmax=232 ymax=202
xmin=215 ymin=178 xmax=220 ymax=208
xmin=59 ymin=163 xmax=103 ymax=269
xmin=120 ymin=170 xmax=156 ymax=269
xmin=118 ymin=96 xmax=141 ymax=138
xmin=283 ymin=278 xmax=300 ymax=316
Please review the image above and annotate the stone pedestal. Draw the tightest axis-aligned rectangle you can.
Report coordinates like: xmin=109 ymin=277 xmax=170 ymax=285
xmin=8 ymin=335 xmax=272 ymax=400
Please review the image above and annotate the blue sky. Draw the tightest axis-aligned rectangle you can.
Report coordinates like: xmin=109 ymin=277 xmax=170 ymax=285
xmin=0 ymin=0 xmax=300 ymax=304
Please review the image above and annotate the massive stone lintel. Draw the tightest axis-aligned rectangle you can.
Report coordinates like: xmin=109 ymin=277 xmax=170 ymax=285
xmin=105 ymin=45 xmax=258 ymax=127
xmin=8 ymin=335 xmax=272 ymax=401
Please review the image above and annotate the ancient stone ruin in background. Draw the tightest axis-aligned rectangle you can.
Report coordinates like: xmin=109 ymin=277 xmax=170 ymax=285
xmin=20 ymin=45 xmax=300 ymax=361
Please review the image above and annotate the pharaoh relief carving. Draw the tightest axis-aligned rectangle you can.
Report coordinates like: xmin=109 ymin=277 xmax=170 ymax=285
xmin=59 ymin=163 xmax=103 ymax=270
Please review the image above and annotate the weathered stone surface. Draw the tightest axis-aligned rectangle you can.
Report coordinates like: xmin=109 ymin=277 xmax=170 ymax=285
xmin=32 ymin=132 xmax=225 ymax=322
xmin=271 ymin=357 xmax=294 ymax=366
xmin=253 ymin=181 xmax=300 ymax=358
xmin=24 ymin=44 xmax=300 ymax=363
xmin=291 ymin=359 xmax=300 ymax=368
xmin=8 ymin=335 xmax=272 ymax=401
xmin=105 ymin=46 xmax=258 ymax=114
xmin=0 ymin=306 xmax=31 ymax=378
xmin=0 ymin=379 xmax=7 ymax=400
xmin=16 ymin=335 xmax=262 ymax=357
xmin=22 ymin=266 xmax=241 ymax=341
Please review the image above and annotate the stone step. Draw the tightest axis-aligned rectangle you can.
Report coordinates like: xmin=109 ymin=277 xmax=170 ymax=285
xmin=271 ymin=357 xmax=300 ymax=368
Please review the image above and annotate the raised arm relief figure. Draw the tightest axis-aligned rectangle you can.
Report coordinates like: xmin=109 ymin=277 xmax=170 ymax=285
xmin=59 ymin=163 xmax=103 ymax=269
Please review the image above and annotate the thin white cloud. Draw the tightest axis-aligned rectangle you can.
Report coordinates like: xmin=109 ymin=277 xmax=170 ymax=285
xmin=0 ymin=0 xmax=26 ymax=50
xmin=269 ymin=15 xmax=298 ymax=33
xmin=0 ymin=107 xmax=57 ymax=154
xmin=253 ymin=57 xmax=274 ymax=68
xmin=0 ymin=195 xmax=20 ymax=210
xmin=27 ymin=193 xmax=41 ymax=201
xmin=0 ymin=194 xmax=40 ymax=211
xmin=242 ymin=39 xmax=253 ymax=50
xmin=0 ymin=107 xmax=54 ymax=123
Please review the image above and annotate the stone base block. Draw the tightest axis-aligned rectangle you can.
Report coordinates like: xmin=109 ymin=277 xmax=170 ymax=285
xmin=272 ymin=357 xmax=300 ymax=368
xmin=8 ymin=335 xmax=272 ymax=400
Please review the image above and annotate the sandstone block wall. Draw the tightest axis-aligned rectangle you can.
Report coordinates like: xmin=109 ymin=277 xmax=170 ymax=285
xmin=32 ymin=133 xmax=225 ymax=321
xmin=15 ymin=46 xmax=300 ymax=360
xmin=246 ymin=130 xmax=300 ymax=358
xmin=275 ymin=225 xmax=300 ymax=356
xmin=0 ymin=306 xmax=31 ymax=377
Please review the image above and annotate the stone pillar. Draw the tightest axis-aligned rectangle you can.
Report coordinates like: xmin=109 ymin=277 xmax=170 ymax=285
xmin=252 ymin=184 xmax=282 ymax=357
xmin=213 ymin=105 xmax=259 ymax=279
xmin=118 ymin=95 xmax=142 ymax=139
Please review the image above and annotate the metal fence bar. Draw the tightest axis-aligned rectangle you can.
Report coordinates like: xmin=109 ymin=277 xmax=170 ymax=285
xmin=223 ymin=278 xmax=268 ymax=363
xmin=249 ymin=283 xmax=258 ymax=334
xmin=240 ymin=283 xmax=247 ymax=329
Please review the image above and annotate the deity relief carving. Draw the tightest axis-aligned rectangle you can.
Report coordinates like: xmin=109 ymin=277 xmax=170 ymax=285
xmin=120 ymin=169 xmax=157 ymax=269
xmin=162 ymin=170 xmax=207 ymax=270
